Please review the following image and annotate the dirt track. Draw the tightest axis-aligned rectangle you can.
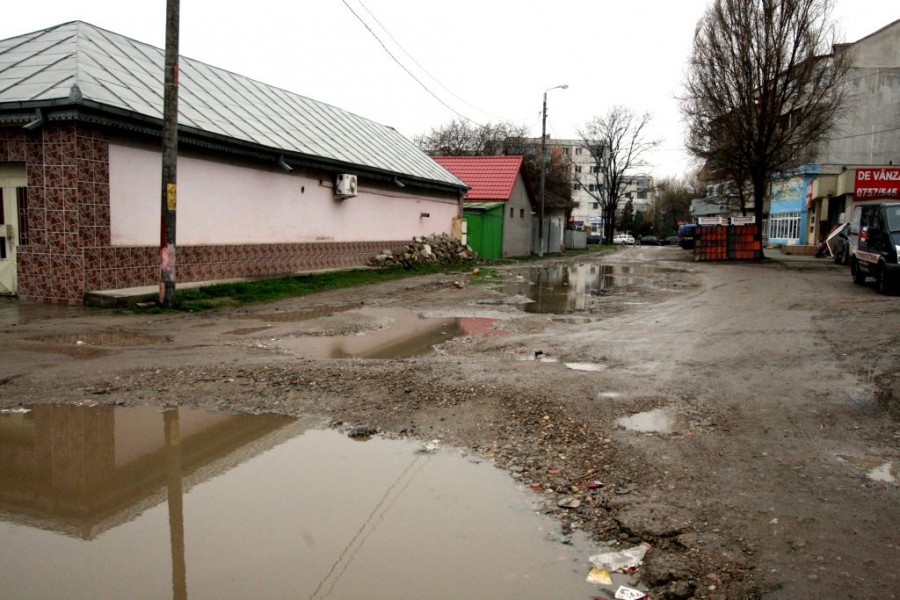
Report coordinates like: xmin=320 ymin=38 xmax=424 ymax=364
xmin=1 ymin=246 xmax=898 ymax=599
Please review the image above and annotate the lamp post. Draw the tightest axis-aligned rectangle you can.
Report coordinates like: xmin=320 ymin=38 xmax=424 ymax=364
xmin=538 ymin=84 xmax=568 ymax=257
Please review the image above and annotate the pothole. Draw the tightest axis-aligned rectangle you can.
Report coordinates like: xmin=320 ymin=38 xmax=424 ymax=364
xmin=617 ymin=408 xmax=689 ymax=434
xmin=0 ymin=404 xmax=599 ymax=599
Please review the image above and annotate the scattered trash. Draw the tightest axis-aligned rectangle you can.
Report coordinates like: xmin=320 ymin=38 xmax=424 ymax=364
xmin=471 ymin=268 xmax=480 ymax=276
xmin=0 ymin=407 xmax=31 ymax=415
xmin=75 ymin=340 xmax=85 ymax=345
xmin=418 ymin=439 xmax=441 ymax=454
xmin=589 ymin=543 xmax=651 ymax=572
xmin=529 ymin=483 xmax=543 ymax=491
xmin=347 ymin=425 xmax=377 ymax=439
xmin=586 ymin=568 xmax=613 ymax=585
xmin=557 ymin=497 xmax=581 ymax=509
xmin=587 ymin=480 xmax=604 ymax=489
xmin=615 ymin=585 xmax=647 ymax=600
xmin=453 ymin=281 xmax=464 ymax=289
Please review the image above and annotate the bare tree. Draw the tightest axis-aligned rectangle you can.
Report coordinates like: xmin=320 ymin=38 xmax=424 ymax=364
xmin=682 ymin=0 xmax=848 ymax=248
xmin=416 ymin=120 xmax=573 ymax=213
xmin=576 ymin=107 xmax=659 ymax=243
xmin=652 ymin=177 xmax=694 ymax=234
xmin=414 ymin=120 xmax=529 ymax=156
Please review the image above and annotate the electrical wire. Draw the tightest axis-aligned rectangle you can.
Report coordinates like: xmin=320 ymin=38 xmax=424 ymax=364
xmin=340 ymin=0 xmax=483 ymax=126
xmin=355 ymin=0 xmax=509 ymax=122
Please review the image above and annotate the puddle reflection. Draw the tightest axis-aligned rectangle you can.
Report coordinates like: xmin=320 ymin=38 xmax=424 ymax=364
xmin=0 ymin=405 xmax=596 ymax=599
xmin=617 ymin=408 xmax=689 ymax=434
xmin=275 ymin=309 xmax=501 ymax=359
xmin=503 ymin=264 xmax=673 ymax=313
xmin=837 ymin=455 xmax=897 ymax=483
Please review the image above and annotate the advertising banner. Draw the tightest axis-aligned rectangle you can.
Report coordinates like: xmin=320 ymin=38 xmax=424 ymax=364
xmin=854 ymin=167 xmax=900 ymax=200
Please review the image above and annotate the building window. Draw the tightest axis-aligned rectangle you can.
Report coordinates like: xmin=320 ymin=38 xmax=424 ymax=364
xmin=767 ymin=212 xmax=801 ymax=240
xmin=572 ymin=182 xmax=581 ymax=190
xmin=588 ymin=184 xmax=597 ymax=192
xmin=590 ymin=165 xmax=600 ymax=174
xmin=637 ymin=191 xmax=647 ymax=200
xmin=575 ymin=147 xmax=583 ymax=155
xmin=520 ymin=209 xmax=525 ymax=218
xmin=510 ymin=207 xmax=514 ymax=218
xmin=592 ymin=202 xmax=599 ymax=209
xmin=562 ymin=147 xmax=570 ymax=155
xmin=575 ymin=165 xmax=582 ymax=174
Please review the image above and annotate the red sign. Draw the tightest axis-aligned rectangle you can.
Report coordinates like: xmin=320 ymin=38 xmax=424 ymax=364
xmin=854 ymin=167 xmax=900 ymax=200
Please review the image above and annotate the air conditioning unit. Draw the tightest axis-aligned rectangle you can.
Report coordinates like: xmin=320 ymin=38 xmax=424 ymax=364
xmin=335 ymin=174 xmax=358 ymax=199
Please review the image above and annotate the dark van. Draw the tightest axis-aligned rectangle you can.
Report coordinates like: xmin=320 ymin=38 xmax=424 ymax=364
xmin=848 ymin=202 xmax=900 ymax=294
xmin=678 ymin=224 xmax=697 ymax=250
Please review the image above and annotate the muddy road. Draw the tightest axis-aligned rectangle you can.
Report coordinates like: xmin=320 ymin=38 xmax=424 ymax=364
xmin=1 ymin=246 xmax=898 ymax=598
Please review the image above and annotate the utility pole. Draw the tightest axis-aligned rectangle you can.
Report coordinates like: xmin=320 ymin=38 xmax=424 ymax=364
xmin=538 ymin=94 xmax=548 ymax=257
xmin=538 ymin=85 xmax=567 ymax=257
xmin=159 ymin=0 xmax=180 ymax=307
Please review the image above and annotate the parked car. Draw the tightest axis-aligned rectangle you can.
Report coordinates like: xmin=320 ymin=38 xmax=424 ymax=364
xmin=678 ymin=224 xmax=697 ymax=250
xmin=661 ymin=235 xmax=680 ymax=246
xmin=586 ymin=232 xmax=604 ymax=244
xmin=847 ymin=202 xmax=900 ymax=294
xmin=613 ymin=233 xmax=635 ymax=245
xmin=639 ymin=235 xmax=661 ymax=246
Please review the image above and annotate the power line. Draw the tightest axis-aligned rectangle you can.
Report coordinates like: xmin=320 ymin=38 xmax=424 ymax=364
xmin=340 ymin=0 xmax=482 ymax=126
xmin=823 ymin=125 xmax=900 ymax=141
xmin=355 ymin=0 xmax=508 ymax=122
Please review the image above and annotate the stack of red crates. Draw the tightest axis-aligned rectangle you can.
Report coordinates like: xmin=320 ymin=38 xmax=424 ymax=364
xmin=694 ymin=224 xmax=762 ymax=261
xmin=729 ymin=224 xmax=762 ymax=260
xmin=694 ymin=225 xmax=728 ymax=261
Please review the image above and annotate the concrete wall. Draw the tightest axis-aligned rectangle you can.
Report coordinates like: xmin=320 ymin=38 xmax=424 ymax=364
xmin=501 ymin=175 xmax=534 ymax=257
xmin=109 ymin=143 xmax=458 ymax=246
xmin=1 ymin=123 xmax=462 ymax=305
xmin=816 ymin=21 xmax=900 ymax=166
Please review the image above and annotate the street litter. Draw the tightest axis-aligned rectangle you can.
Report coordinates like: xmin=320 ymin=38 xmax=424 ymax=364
xmin=589 ymin=543 xmax=651 ymax=572
xmin=586 ymin=568 xmax=613 ymax=585
xmin=615 ymin=585 xmax=646 ymax=600
xmin=557 ymin=497 xmax=581 ymax=508
xmin=587 ymin=480 xmax=604 ymax=489
xmin=0 ymin=407 xmax=31 ymax=415
xmin=418 ymin=439 xmax=441 ymax=454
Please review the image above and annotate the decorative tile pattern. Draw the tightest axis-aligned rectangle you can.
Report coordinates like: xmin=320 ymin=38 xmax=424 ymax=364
xmin=4 ymin=124 xmax=409 ymax=305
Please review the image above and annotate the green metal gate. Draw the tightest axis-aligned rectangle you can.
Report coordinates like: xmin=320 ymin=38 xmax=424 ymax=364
xmin=463 ymin=202 xmax=504 ymax=260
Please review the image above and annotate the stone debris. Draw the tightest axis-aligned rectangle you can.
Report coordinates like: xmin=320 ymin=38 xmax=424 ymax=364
xmin=369 ymin=234 xmax=478 ymax=268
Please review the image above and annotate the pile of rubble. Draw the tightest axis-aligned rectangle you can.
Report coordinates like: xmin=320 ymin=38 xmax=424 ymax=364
xmin=369 ymin=234 xmax=479 ymax=268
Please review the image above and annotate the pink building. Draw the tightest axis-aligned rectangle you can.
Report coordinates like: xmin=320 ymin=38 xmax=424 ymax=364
xmin=0 ymin=22 xmax=466 ymax=305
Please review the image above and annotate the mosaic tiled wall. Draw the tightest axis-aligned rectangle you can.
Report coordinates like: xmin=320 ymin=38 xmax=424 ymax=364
xmin=0 ymin=123 xmax=107 ymax=305
xmin=1 ymin=123 xmax=407 ymax=305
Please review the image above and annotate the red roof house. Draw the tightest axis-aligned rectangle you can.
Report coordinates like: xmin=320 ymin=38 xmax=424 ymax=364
xmin=433 ymin=156 xmax=536 ymax=258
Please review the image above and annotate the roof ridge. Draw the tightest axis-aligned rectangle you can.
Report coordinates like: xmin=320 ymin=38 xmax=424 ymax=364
xmin=0 ymin=20 xmax=465 ymax=189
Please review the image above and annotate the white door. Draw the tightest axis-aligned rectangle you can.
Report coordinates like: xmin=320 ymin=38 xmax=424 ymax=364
xmin=0 ymin=164 xmax=27 ymax=296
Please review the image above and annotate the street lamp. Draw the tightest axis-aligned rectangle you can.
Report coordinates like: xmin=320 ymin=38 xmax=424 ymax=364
xmin=538 ymin=84 xmax=568 ymax=257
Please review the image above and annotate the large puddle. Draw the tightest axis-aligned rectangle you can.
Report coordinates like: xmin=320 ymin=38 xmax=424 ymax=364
xmin=269 ymin=308 xmax=503 ymax=359
xmin=502 ymin=264 xmax=675 ymax=313
xmin=0 ymin=405 xmax=600 ymax=599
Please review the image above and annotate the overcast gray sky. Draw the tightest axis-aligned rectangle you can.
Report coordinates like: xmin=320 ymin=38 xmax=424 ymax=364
xmin=3 ymin=0 xmax=896 ymax=178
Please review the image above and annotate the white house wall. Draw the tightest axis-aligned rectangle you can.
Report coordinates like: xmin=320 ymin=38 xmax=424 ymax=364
xmin=109 ymin=143 xmax=457 ymax=246
xmin=502 ymin=175 xmax=534 ymax=257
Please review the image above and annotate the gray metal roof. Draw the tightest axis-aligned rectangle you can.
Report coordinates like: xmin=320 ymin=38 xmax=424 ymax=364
xmin=0 ymin=21 xmax=465 ymax=189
